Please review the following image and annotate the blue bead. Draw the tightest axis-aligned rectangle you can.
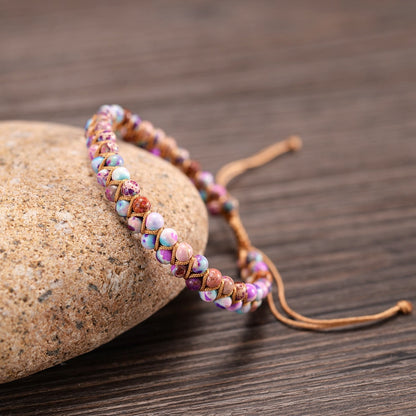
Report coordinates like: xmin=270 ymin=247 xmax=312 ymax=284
xmin=112 ymin=167 xmax=130 ymax=181
xmin=141 ymin=234 xmax=156 ymax=250
xmin=91 ymin=157 xmax=104 ymax=173
xmin=84 ymin=117 xmax=93 ymax=131
xmin=115 ymin=200 xmax=130 ymax=217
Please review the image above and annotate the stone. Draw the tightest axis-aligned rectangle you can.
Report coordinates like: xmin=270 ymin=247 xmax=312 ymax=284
xmin=0 ymin=121 xmax=208 ymax=383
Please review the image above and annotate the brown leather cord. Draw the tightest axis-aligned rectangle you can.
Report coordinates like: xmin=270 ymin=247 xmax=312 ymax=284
xmin=216 ymin=136 xmax=412 ymax=330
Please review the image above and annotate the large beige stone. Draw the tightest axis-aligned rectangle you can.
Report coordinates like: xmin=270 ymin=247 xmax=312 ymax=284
xmin=0 ymin=121 xmax=208 ymax=383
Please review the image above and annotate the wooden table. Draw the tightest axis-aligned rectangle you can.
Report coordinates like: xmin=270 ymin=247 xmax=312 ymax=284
xmin=1 ymin=1 xmax=415 ymax=414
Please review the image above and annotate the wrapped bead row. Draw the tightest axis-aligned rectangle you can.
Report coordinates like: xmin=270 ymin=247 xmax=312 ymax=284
xmin=85 ymin=104 xmax=272 ymax=313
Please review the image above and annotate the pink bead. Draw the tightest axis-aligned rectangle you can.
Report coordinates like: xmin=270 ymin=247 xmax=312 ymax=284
xmin=88 ymin=144 xmax=99 ymax=160
xmin=175 ymin=242 xmax=193 ymax=262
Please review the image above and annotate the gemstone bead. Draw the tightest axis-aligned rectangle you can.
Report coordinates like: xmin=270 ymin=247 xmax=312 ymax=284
xmin=159 ymin=228 xmax=178 ymax=247
xmin=254 ymin=280 xmax=268 ymax=300
xmin=247 ymin=250 xmax=263 ymax=263
xmin=209 ymin=184 xmax=227 ymax=199
xmin=121 ymin=180 xmax=140 ymax=196
xmin=234 ymin=282 xmax=247 ymax=301
xmin=141 ymin=234 xmax=156 ymax=250
xmin=191 ymin=254 xmax=209 ymax=274
xmin=115 ymin=200 xmax=130 ymax=217
xmin=91 ymin=156 xmax=104 ymax=173
xmin=88 ymin=144 xmax=99 ymax=160
xmin=145 ymin=212 xmax=164 ymax=231
xmin=250 ymin=300 xmax=262 ymax=312
xmin=95 ymin=130 xmax=116 ymax=143
xmin=252 ymin=261 xmax=268 ymax=272
xmin=196 ymin=171 xmax=214 ymax=188
xmin=97 ymin=169 xmax=110 ymax=186
xmin=156 ymin=249 xmax=172 ymax=264
xmin=175 ymin=242 xmax=193 ymax=262
xmin=132 ymin=196 xmax=151 ymax=213
xmin=171 ymin=264 xmax=187 ymax=278
xmin=105 ymin=185 xmax=118 ymax=202
xmin=206 ymin=268 xmax=222 ymax=289
xmin=112 ymin=167 xmax=130 ymax=181
xmin=246 ymin=283 xmax=258 ymax=302
xmin=84 ymin=117 xmax=93 ymax=131
xmin=127 ymin=216 xmax=142 ymax=232
xmin=186 ymin=277 xmax=202 ymax=291
xmin=199 ymin=290 xmax=217 ymax=302
xmin=237 ymin=303 xmax=252 ymax=314
xmin=99 ymin=141 xmax=119 ymax=154
xmin=227 ymin=301 xmax=242 ymax=312
xmin=222 ymin=198 xmax=238 ymax=213
xmin=214 ymin=297 xmax=232 ymax=309
xmin=105 ymin=154 xmax=124 ymax=167
xmin=221 ymin=276 xmax=234 ymax=296
xmin=207 ymin=200 xmax=222 ymax=215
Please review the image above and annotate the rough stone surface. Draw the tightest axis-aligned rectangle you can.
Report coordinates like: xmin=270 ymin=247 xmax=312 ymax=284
xmin=0 ymin=121 xmax=208 ymax=383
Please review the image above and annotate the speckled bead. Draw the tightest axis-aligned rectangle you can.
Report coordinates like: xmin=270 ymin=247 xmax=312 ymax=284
xmin=254 ymin=280 xmax=269 ymax=301
xmin=159 ymin=228 xmax=178 ymax=247
xmin=95 ymin=130 xmax=116 ymax=143
xmin=132 ymin=196 xmax=151 ymax=213
xmin=127 ymin=216 xmax=142 ymax=232
xmin=171 ymin=264 xmax=187 ymax=278
xmin=112 ymin=167 xmax=130 ymax=181
xmin=186 ymin=277 xmax=202 ymax=291
xmin=121 ymin=180 xmax=140 ymax=197
xmin=115 ymin=200 xmax=130 ymax=217
xmin=145 ymin=212 xmax=164 ymax=231
xmin=97 ymin=169 xmax=110 ymax=186
xmin=234 ymin=282 xmax=247 ymax=301
xmin=175 ymin=242 xmax=193 ymax=262
xmin=105 ymin=154 xmax=124 ymax=167
xmin=192 ymin=254 xmax=209 ymax=274
xmin=221 ymin=276 xmax=234 ymax=296
xmin=214 ymin=297 xmax=232 ymax=309
xmin=141 ymin=233 xmax=156 ymax=250
xmin=156 ymin=249 xmax=172 ymax=264
xmin=199 ymin=290 xmax=217 ymax=302
xmin=206 ymin=268 xmax=222 ymax=289
xmin=105 ymin=185 xmax=118 ymax=202
xmin=88 ymin=144 xmax=99 ymax=160
xmin=99 ymin=141 xmax=119 ymax=154
xmin=91 ymin=156 xmax=104 ymax=173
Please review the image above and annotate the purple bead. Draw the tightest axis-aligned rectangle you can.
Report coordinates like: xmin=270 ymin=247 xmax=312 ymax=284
xmin=105 ymin=154 xmax=124 ymax=167
xmin=226 ymin=301 xmax=243 ymax=312
xmin=252 ymin=261 xmax=268 ymax=272
xmin=207 ymin=200 xmax=222 ymax=215
xmin=254 ymin=281 xmax=269 ymax=300
xmin=156 ymin=249 xmax=173 ymax=264
xmin=88 ymin=144 xmax=99 ymax=160
xmin=209 ymin=184 xmax=227 ymax=199
xmin=86 ymin=135 xmax=93 ymax=148
xmin=127 ymin=216 xmax=142 ymax=232
xmin=131 ymin=113 xmax=142 ymax=130
xmin=192 ymin=254 xmax=209 ymax=274
xmin=246 ymin=283 xmax=257 ymax=302
xmin=121 ymin=180 xmax=140 ymax=196
xmin=145 ymin=212 xmax=164 ymax=231
xmin=105 ymin=185 xmax=118 ymax=202
xmin=97 ymin=169 xmax=110 ymax=187
xmin=151 ymin=148 xmax=161 ymax=157
xmin=95 ymin=130 xmax=115 ymax=142
xmin=186 ymin=277 xmax=202 ymax=291
xmin=197 ymin=171 xmax=214 ymax=188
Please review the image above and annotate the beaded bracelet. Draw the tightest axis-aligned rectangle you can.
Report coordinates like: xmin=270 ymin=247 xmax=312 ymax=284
xmin=84 ymin=105 xmax=412 ymax=330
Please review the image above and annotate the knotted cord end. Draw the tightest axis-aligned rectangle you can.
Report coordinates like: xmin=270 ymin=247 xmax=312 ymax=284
xmin=397 ymin=300 xmax=413 ymax=315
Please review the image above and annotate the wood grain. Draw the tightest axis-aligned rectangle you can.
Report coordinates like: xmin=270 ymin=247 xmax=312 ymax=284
xmin=0 ymin=0 xmax=415 ymax=414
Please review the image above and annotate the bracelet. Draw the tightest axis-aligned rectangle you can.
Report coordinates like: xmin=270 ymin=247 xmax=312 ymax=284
xmin=84 ymin=105 xmax=412 ymax=329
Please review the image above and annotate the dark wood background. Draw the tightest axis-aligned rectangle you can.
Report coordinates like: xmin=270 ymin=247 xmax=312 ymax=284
xmin=1 ymin=0 xmax=415 ymax=414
